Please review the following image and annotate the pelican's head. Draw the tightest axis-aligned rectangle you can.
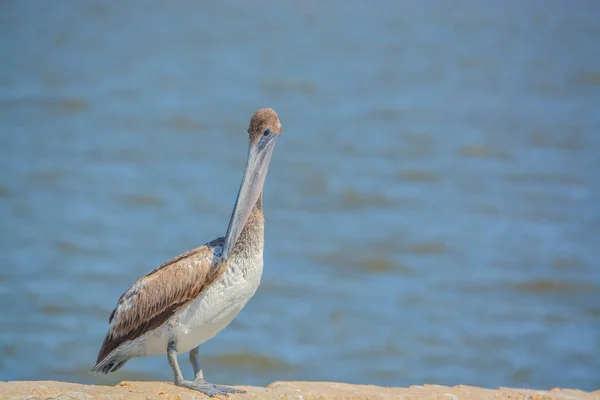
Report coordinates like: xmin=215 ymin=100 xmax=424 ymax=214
xmin=247 ymin=108 xmax=283 ymax=144
xmin=221 ymin=108 xmax=282 ymax=261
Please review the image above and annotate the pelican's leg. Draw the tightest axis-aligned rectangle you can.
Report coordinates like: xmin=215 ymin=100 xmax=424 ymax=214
xmin=167 ymin=341 xmax=244 ymax=397
xmin=189 ymin=346 xmax=205 ymax=383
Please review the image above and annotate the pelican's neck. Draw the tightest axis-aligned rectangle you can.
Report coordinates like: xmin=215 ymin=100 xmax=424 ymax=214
xmin=231 ymin=193 xmax=264 ymax=257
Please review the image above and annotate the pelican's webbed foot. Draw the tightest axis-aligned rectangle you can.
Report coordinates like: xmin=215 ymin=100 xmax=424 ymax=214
xmin=175 ymin=380 xmax=245 ymax=397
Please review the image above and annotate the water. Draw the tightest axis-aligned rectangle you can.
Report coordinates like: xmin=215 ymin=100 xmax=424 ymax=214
xmin=1 ymin=0 xmax=599 ymax=392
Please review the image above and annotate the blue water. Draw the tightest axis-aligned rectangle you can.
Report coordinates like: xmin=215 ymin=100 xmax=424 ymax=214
xmin=1 ymin=0 xmax=599 ymax=391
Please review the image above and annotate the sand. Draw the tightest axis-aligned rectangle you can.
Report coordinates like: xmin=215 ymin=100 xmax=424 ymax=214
xmin=1 ymin=380 xmax=598 ymax=399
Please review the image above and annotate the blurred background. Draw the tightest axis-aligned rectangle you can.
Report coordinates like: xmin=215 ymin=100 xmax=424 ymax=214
xmin=1 ymin=0 xmax=599 ymax=392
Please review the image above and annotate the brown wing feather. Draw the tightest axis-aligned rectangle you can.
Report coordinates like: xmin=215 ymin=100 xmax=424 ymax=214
xmin=96 ymin=238 xmax=225 ymax=363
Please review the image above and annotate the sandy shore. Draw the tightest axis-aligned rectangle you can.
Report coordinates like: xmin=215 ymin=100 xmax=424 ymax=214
xmin=1 ymin=380 xmax=598 ymax=399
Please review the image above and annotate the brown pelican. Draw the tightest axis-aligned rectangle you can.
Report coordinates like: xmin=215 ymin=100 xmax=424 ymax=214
xmin=92 ymin=108 xmax=282 ymax=396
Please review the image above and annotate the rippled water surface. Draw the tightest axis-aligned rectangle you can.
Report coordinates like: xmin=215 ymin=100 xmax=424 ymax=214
xmin=1 ymin=0 xmax=599 ymax=391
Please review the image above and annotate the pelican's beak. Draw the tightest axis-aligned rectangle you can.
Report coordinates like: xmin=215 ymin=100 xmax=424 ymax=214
xmin=221 ymin=133 xmax=279 ymax=261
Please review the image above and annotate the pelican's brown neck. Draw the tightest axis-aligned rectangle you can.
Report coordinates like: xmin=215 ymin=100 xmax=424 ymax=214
xmin=231 ymin=193 xmax=264 ymax=257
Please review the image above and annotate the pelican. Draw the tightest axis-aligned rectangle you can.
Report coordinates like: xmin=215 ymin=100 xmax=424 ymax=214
xmin=92 ymin=108 xmax=282 ymax=396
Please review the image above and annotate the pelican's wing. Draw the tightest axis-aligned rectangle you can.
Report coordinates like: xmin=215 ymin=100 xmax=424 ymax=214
xmin=95 ymin=238 xmax=225 ymax=364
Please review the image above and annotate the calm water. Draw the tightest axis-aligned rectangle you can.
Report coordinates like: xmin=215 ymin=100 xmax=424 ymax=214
xmin=1 ymin=0 xmax=599 ymax=392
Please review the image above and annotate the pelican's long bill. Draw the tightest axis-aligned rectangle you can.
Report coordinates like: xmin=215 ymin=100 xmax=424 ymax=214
xmin=221 ymin=133 xmax=278 ymax=261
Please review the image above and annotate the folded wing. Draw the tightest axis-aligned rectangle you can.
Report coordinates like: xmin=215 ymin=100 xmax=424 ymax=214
xmin=95 ymin=238 xmax=225 ymax=364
